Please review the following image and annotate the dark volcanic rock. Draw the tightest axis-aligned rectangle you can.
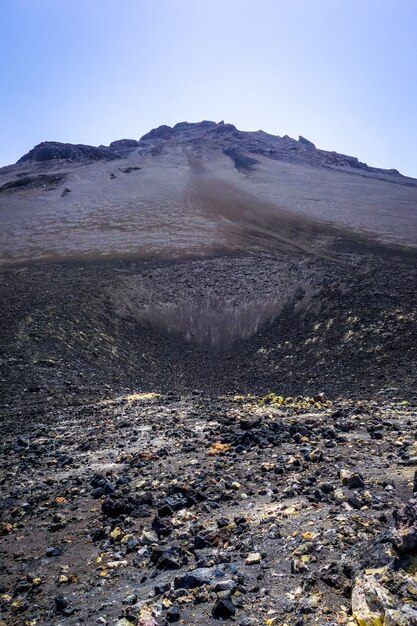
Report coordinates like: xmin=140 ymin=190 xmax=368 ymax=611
xmin=102 ymin=495 xmax=133 ymax=518
xmin=151 ymin=545 xmax=188 ymax=570
xmin=174 ymin=566 xmax=224 ymax=589
xmin=0 ymin=174 xmax=66 ymax=193
xmin=140 ymin=125 xmax=175 ymax=141
xmin=212 ymin=122 xmax=238 ymax=134
xmin=174 ymin=121 xmax=215 ymax=132
xmin=223 ymin=148 xmax=259 ymax=171
xmin=166 ymin=606 xmax=181 ymax=622
xmin=109 ymin=139 xmax=140 ymax=149
xmin=298 ymin=135 xmax=316 ymax=148
xmin=393 ymin=498 xmax=417 ymax=552
xmin=17 ymin=141 xmax=120 ymax=163
xmin=212 ymin=591 xmax=236 ymax=618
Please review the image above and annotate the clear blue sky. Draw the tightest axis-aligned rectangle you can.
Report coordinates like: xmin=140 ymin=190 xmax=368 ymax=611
xmin=1 ymin=0 xmax=417 ymax=176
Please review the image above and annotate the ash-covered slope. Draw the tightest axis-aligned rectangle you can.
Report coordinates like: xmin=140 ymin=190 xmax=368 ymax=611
xmin=1 ymin=120 xmax=416 ymax=267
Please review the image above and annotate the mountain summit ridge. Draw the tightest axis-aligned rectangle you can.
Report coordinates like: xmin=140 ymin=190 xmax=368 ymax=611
xmin=14 ymin=120 xmax=404 ymax=179
xmin=1 ymin=119 xmax=416 ymax=267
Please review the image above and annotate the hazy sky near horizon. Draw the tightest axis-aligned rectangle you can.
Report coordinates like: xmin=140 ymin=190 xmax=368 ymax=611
xmin=1 ymin=0 xmax=417 ymax=176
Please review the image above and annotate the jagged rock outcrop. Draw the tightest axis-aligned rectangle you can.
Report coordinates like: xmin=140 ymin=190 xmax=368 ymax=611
xmin=109 ymin=139 xmax=139 ymax=149
xmin=298 ymin=135 xmax=316 ymax=148
xmin=392 ymin=498 xmax=417 ymax=552
xmin=140 ymin=125 xmax=175 ymax=141
xmin=17 ymin=141 xmax=120 ymax=163
xmin=134 ymin=120 xmax=403 ymax=175
xmin=15 ymin=121 xmax=408 ymax=179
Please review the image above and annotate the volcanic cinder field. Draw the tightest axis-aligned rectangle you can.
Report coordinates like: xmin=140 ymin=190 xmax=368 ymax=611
xmin=0 ymin=121 xmax=417 ymax=626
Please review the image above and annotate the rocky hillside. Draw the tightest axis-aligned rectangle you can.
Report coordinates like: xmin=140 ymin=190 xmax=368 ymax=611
xmin=12 ymin=121 xmax=405 ymax=177
xmin=0 ymin=121 xmax=416 ymax=625
xmin=1 ymin=120 xmax=417 ymax=267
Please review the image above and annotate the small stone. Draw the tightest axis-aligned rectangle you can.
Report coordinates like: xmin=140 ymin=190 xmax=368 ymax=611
xmin=318 ymin=482 xmax=334 ymax=494
xmin=393 ymin=498 xmax=417 ymax=552
xmin=214 ymin=579 xmax=237 ymax=593
xmin=102 ymin=495 xmax=133 ymax=518
xmin=261 ymin=462 xmax=276 ymax=472
xmin=212 ymin=591 xmax=236 ymax=618
xmin=121 ymin=534 xmax=139 ymax=552
xmin=340 ymin=470 xmax=365 ymax=489
xmin=122 ymin=593 xmax=138 ymax=605
xmin=299 ymin=593 xmax=321 ymax=613
xmin=11 ymin=598 xmax=28 ymax=613
xmin=351 ymin=572 xmax=393 ymax=626
xmin=348 ymin=472 xmax=365 ymax=489
xmin=334 ymin=488 xmax=346 ymax=503
xmin=339 ymin=469 xmax=350 ymax=485
xmin=166 ymin=606 xmax=181 ymax=622
xmin=292 ymin=541 xmax=314 ymax=556
xmin=155 ymin=582 xmax=171 ymax=595
xmin=174 ymin=566 xmax=224 ymax=589
xmin=110 ymin=526 xmax=123 ymax=541
xmin=158 ymin=503 xmax=173 ymax=517
xmin=54 ymin=594 xmax=68 ymax=614
xmin=15 ymin=436 xmax=29 ymax=449
xmin=115 ymin=619 xmax=135 ymax=626
xmin=140 ymin=528 xmax=159 ymax=545
xmin=239 ymin=416 xmax=262 ymax=430
xmin=267 ymin=523 xmax=281 ymax=538
xmin=245 ymin=552 xmax=261 ymax=565
xmin=194 ymin=587 xmax=211 ymax=604
xmin=152 ymin=545 xmax=187 ymax=570
xmin=107 ymin=560 xmax=128 ymax=569
xmin=152 ymin=515 xmax=173 ymax=538
xmin=291 ymin=557 xmax=308 ymax=574
xmin=217 ymin=517 xmax=229 ymax=528
xmin=137 ymin=614 xmax=158 ymax=626
xmin=309 ymin=449 xmax=323 ymax=462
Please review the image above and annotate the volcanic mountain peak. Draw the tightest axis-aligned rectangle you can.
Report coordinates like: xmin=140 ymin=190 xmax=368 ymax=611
xmin=1 ymin=119 xmax=416 ymax=269
xmin=14 ymin=120 xmax=403 ymax=179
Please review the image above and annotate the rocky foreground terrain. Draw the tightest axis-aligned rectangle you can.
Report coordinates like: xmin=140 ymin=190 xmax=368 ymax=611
xmin=2 ymin=391 xmax=417 ymax=626
xmin=0 ymin=121 xmax=416 ymax=625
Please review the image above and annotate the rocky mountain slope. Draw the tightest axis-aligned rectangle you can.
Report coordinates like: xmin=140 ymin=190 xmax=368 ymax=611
xmin=0 ymin=121 xmax=416 ymax=625
xmin=1 ymin=120 xmax=416 ymax=267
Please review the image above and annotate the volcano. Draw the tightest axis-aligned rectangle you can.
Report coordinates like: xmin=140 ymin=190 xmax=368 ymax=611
xmin=1 ymin=120 xmax=417 ymax=626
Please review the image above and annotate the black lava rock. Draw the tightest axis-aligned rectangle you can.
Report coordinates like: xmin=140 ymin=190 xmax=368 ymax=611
xmin=166 ymin=606 xmax=181 ymax=622
xmin=212 ymin=591 xmax=236 ymax=618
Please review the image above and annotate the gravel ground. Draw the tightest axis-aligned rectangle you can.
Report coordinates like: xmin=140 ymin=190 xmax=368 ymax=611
xmin=0 ymin=243 xmax=416 ymax=626
xmin=1 ymin=391 xmax=417 ymax=626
